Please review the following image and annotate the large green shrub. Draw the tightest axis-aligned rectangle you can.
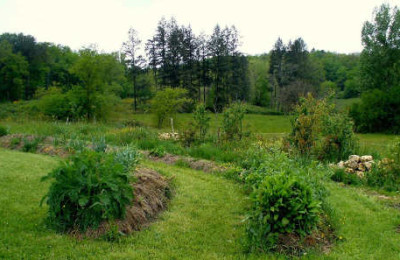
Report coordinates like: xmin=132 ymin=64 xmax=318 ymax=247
xmin=247 ymin=174 xmax=321 ymax=252
xmin=319 ymin=113 xmax=358 ymax=161
xmin=41 ymin=148 xmax=139 ymax=232
xmin=38 ymin=86 xmax=119 ymax=121
xmin=350 ymin=86 xmax=400 ymax=134
xmin=150 ymin=87 xmax=188 ymax=128
xmin=289 ymin=93 xmax=358 ymax=161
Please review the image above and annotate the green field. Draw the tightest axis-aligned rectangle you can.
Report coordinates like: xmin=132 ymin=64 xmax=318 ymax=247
xmin=2 ymin=149 xmax=400 ymax=259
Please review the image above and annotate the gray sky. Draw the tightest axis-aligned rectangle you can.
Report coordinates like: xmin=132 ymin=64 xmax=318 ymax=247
xmin=0 ymin=0 xmax=398 ymax=55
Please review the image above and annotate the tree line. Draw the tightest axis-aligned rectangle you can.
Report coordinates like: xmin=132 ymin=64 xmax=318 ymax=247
xmin=1 ymin=4 xmax=399 ymax=131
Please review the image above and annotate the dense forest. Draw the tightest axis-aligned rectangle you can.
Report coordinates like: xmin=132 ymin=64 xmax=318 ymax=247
xmin=0 ymin=4 xmax=399 ymax=131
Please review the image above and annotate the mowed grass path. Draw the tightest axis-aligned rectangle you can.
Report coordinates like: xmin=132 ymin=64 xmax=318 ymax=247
xmin=326 ymin=183 xmax=400 ymax=259
xmin=0 ymin=149 xmax=253 ymax=259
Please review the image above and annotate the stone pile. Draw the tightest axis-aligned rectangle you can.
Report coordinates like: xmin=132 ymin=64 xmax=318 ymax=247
xmin=158 ymin=132 xmax=179 ymax=140
xmin=337 ymin=155 xmax=374 ymax=178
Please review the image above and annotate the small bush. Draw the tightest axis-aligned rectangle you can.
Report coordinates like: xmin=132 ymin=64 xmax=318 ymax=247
xmin=180 ymin=123 xmax=196 ymax=147
xmin=150 ymin=88 xmax=189 ymax=128
xmin=247 ymin=174 xmax=321 ymax=252
xmin=114 ymin=146 xmax=141 ymax=172
xmin=149 ymin=146 xmax=166 ymax=157
xmin=289 ymin=93 xmax=358 ymax=161
xmin=0 ymin=125 xmax=8 ymax=136
xmin=366 ymin=161 xmax=400 ymax=191
xmin=41 ymin=150 xmax=138 ymax=232
xmin=331 ymin=168 xmax=363 ymax=186
xmin=22 ymin=137 xmax=42 ymax=152
xmin=193 ymin=104 xmax=210 ymax=141
xmin=10 ymin=137 xmax=21 ymax=149
xmin=91 ymin=136 xmax=107 ymax=152
xmin=222 ymin=102 xmax=246 ymax=141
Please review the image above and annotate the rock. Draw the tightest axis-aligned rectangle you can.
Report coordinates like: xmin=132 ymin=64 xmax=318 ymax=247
xmin=348 ymin=155 xmax=360 ymax=162
xmin=358 ymin=163 xmax=366 ymax=172
xmin=345 ymin=160 xmax=359 ymax=170
xmin=364 ymin=161 xmax=373 ymax=171
xmin=337 ymin=161 xmax=345 ymax=169
xmin=355 ymin=171 xmax=365 ymax=178
xmin=345 ymin=168 xmax=355 ymax=174
xmin=380 ymin=158 xmax=394 ymax=165
xmin=360 ymin=155 xmax=373 ymax=162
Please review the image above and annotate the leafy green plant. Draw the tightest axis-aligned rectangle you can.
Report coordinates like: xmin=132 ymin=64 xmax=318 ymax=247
xmin=41 ymin=150 xmax=137 ymax=232
xmin=247 ymin=173 xmax=321 ymax=252
xmin=319 ymin=113 xmax=358 ymax=161
xmin=289 ymin=93 xmax=358 ymax=161
xmin=91 ymin=136 xmax=107 ymax=152
xmin=180 ymin=122 xmax=196 ymax=147
xmin=10 ymin=137 xmax=21 ymax=149
xmin=149 ymin=146 xmax=166 ymax=157
xmin=0 ymin=125 xmax=8 ymax=136
xmin=114 ymin=146 xmax=141 ymax=172
xmin=150 ymin=88 xmax=189 ymax=128
xmin=331 ymin=168 xmax=363 ymax=186
xmin=193 ymin=104 xmax=210 ymax=142
xmin=222 ymin=102 xmax=246 ymax=141
xmin=366 ymin=160 xmax=400 ymax=192
xmin=22 ymin=136 xmax=42 ymax=152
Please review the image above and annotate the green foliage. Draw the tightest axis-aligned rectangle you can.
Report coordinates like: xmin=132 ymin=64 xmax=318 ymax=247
xmin=320 ymin=81 xmax=338 ymax=95
xmin=150 ymin=87 xmax=189 ymax=128
xmin=365 ymin=164 xmax=400 ymax=192
xmin=37 ymin=85 xmax=119 ymax=121
xmin=246 ymin=173 xmax=321 ymax=252
xmin=289 ymin=93 xmax=330 ymax=156
xmin=319 ymin=113 xmax=358 ymax=161
xmin=289 ymin=93 xmax=357 ymax=161
xmin=360 ymin=4 xmax=400 ymax=91
xmin=41 ymin=149 xmax=137 ymax=232
xmin=0 ymin=125 xmax=8 ymax=136
xmin=350 ymin=86 xmax=400 ymax=134
xmin=331 ymin=168 xmax=363 ymax=186
xmin=222 ymin=102 xmax=246 ymax=141
xmin=10 ymin=137 xmax=21 ymax=148
xmin=193 ymin=104 xmax=210 ymax=141
xmin=0 ymin=40 xmax=29 ymax=101
xmin=149 ymin=146 xmax=166 ymax=157
xmin=22 ymin=136 xmax=42 ymax=153
xmin=180 ymin=122 xmax=196 ymax=147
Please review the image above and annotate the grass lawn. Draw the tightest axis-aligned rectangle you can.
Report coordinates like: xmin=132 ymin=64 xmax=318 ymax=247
xmin=0 ymin=149 xmax=254 ymax=259
xmin=2 ymin=149 xmax=400 ymax=259
xmin=326 ymin=182 xmax=400 ymax=259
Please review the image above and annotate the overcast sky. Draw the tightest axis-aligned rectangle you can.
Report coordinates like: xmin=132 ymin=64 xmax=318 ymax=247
xmin=0 ymin=0 xmax=398 ymax=55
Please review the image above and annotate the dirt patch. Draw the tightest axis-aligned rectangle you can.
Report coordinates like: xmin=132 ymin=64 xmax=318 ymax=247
xmin=275 ymin=217 xmax=336 ymax=256
xmin=146 ymin=152 xmax=226 ymax=173
xmin=148 ymin=153 xmax=180 ymax=165
xmin=73 ymin=167 xmax=171 ymax=239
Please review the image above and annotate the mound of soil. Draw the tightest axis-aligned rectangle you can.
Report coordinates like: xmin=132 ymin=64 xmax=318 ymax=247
xmin=74 ymin=167 xmax=171 ymax=239
xmin=147 ymin=152 xmax=226 ymax=173
xmin=0 ymin=134 xmax=69 ymax=157
xmin=275 ymin=216 xmax=335 ymax=256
